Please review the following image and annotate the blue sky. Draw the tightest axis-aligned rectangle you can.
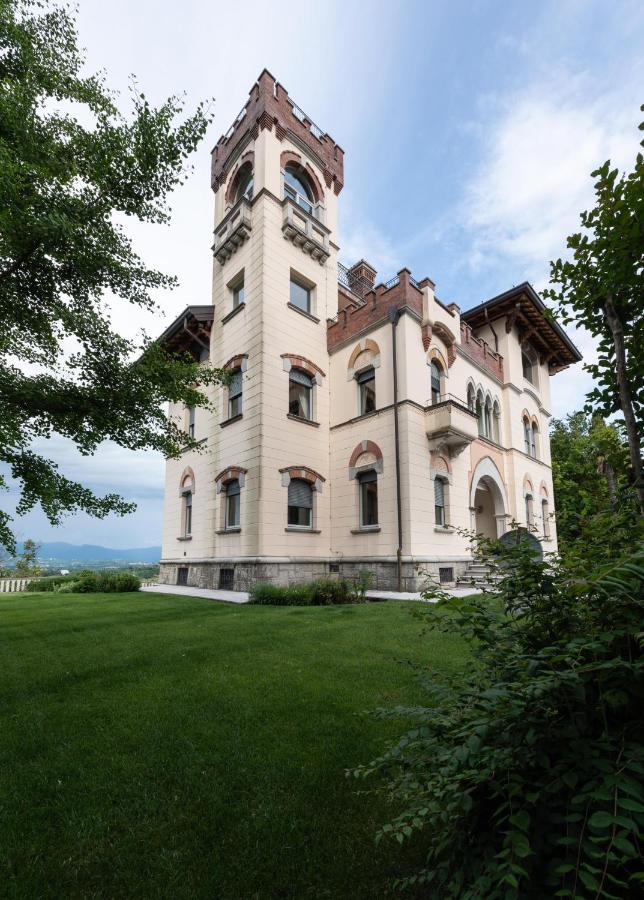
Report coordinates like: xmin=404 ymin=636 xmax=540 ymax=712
xmin=4 ymin=0 xmax=643 ymax=548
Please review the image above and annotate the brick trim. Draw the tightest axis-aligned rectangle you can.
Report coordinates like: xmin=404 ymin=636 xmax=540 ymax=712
xmin=215 ymin=465 xmax=248 ymax=487
xmin=223 ymin=353 xmax=248 ymax=372
xmin=280 ymin=353 xmax=325 ymax=378
xmin=347 ymin=338 xmax=380 ymax=370
xmin=279 ymin=465 xmax=326 ymax=484
xmin=349 ymin=440 xmax=383 ymax=468
xmin=224 ymin=152 xmax=254 ymax=206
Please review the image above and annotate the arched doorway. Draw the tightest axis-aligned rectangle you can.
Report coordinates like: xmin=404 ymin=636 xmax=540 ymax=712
xmin=470 ymin=457 xmax=508 ymax=539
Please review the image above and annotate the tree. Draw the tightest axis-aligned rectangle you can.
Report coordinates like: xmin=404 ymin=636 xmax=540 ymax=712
xmin=14 ymin=537 xmax=41 ymax=575
xmin=0 ymin=0 xmax=224 ymax=553
xmin=544 ymin=110 xmax=644 ymax=514
xmin=550 ymin=411 xmax=638 ymax=556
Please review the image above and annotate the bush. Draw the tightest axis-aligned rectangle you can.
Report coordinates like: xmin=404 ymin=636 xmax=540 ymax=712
xmin=75 ymin=572 xmax=141 ymax=593
xmin=249 ymin=582 xmax=313 ymax=606
xmin=26 ymin=574 xmax=79 ymax=592
xmin=354 ymin=528 xmax=644 ymax=897
xmin=249 ymin=578 xmax=355 ymax=606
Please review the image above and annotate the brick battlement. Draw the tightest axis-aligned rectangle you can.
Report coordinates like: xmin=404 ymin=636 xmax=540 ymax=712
xmin=327 ymin=270 xmax=423 ymax=353
xmin=211 ymin=69 xmax=344 ymax=195
xmin=459 ymin=322 xmax=504 ymax=380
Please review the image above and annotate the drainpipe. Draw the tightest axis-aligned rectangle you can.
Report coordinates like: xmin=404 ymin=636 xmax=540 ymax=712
xmin=388 ymin=308 xmax=403 ymax=592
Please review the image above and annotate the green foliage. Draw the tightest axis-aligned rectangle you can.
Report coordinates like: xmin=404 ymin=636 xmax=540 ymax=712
xmin=74 ymin=572 xmax=141 ymax=593
xmin=354 ymin=531 xmax=644 ymax=897
xmin=0 ymin=0 xmax=224 ymax=552
xmin=544 ymin=109 xmax=644 ymax=510
xmin=13 ymin=537 xmax=42 ymax=575
xmin=249 ymin=578 xmax=356 ymax=606
xmin=551 ymin=411 xmax=639 ymax=556
xmin=27 ymin=571 xmax=140 ymax=593
xmin=26 ymin=573 xmax=77 ymax=591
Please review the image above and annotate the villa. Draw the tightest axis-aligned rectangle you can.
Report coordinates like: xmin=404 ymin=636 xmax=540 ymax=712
xmin=157 ymin=70 xmax=582 ymax=591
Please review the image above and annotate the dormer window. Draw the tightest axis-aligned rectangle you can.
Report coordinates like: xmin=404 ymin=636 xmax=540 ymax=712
xmin=233 ymin=163 xmax=253 ymax=203
xmin=284 ymin=164 xmax=315 ymax=215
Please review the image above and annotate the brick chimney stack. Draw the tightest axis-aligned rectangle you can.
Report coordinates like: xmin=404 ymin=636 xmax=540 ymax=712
xmin=347 ymin=259 xmax=377 ymax=297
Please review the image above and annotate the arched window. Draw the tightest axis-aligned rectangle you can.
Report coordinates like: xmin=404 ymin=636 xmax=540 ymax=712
xmin=484 ymin=397 xmax=492 ymax=438
xmin=476 ymin=391 xmax=485 ymax=436
xmin=430 ymin=361 xmax=442 ymax=405
xmin=289 ymin=368 xmax=314 ymax=420
xmin=523 ymin=417 xmax=532 ymax=455
xmin=180 ymin=475 xmax=194 ymax=537
xmin=287 ymin=478 xmax=313 ymax=528
xmin=233 ymin=164 xmax=253 ymax=203
xmin=531 ymin=422 xmax=539 ymax=459
xmin=187 ymin=405 xmax=195 ymax=439
xmin=357 ymin=366 xmax=376 ymax=415
xmin=525 ymin=493 xmax=534 ymax=529
xmin=358 ymin=470 xmax=378 ymax=527
xmin=541 ymin=497 xmax=550 ymax=537
xmin=467 ymin=384 xmax=476 ymax=413
xmin=493 ymin=401 xmax=501 ymax=443
xmin=225 ymin=479 xmax=240 ymax=529
xmin=284 ymin=164 xmax=315 ymax=215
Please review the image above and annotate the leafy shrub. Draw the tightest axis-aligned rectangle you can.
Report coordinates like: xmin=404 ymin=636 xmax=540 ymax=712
xmin=26 ymin=574 xmax=79 ymax=592
xmin=55 ymin=581 xmax=80 ymax=593
xmin=249 ymin=582 xmax=313 ymax=606
xmin=75 ymin=572 xmax=141 ymax=593
xmin=354 ymin=529 xmax=644 ymax=898
xmin=309 ymin=578 xmax=353 ymax=605
xmin=249 ymin=578 xmax=355 ymax=606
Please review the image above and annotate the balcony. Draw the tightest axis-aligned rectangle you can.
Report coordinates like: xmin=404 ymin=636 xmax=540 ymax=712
xmin=213 ymin=197 xmax=252 ymax=264
xmin=425 ymin=395 xmax=479 ymax=457
xmin=282 ymin=198 xmax=330 ymax=265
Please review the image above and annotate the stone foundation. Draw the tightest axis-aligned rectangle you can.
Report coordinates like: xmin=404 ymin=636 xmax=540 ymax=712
xmin=158 ymin=557 xmax=472 ymax=593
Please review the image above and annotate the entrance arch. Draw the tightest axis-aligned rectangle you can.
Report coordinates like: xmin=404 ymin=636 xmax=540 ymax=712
xmin=469 ymin=457 xmax=508 ymax=539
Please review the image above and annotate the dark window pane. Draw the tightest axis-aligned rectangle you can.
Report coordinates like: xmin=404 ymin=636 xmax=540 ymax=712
xmin=287 ymin=505 xmax=312 ymax=527
xmin=431 ymin=362 xmax=441 ymax=404
xmin=226 ymin=491 xmax=240 ymax=528
xmin=235 ymin=167 xmax=253 ymax=202
xmin=360 ymin=479 xmax=378 ymax=526
xmin=358 ymin=369 xmax=376 ymax=415
xmin=233 ymin=282 xmax=245 ymax=308
xmin=290 ymin=279 xmax=310 ymax=313
xmin=289 ymin=381 xmax=311 ymax=419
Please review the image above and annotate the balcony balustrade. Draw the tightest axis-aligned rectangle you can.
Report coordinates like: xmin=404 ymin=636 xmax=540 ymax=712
xmin=213 ymin=197 xmax=252 ymax=264
xmin=425 ymin=395 xmax=479 ymax=457
xmin=281 ymin=198 xmax=330 ymax=265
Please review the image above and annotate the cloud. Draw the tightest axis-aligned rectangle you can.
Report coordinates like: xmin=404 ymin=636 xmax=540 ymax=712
xmin=462 ymin=72 xmax=641 ymax=279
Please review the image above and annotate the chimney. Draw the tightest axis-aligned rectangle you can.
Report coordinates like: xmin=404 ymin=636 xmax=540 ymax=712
xmin=347 ymin=259 xmax=377 ymax=298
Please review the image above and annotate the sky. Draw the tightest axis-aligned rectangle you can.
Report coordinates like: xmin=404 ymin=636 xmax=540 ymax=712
xmin=4 ymin=0 xmax=643 ymax=548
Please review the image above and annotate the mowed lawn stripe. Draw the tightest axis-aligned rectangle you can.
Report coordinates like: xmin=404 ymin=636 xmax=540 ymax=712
xmin=0 ymin=592 xmax=468 ymax=899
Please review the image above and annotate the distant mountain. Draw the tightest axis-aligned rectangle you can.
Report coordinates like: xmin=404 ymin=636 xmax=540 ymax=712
xmin=17 ymin=542 xmax=161 ymax=565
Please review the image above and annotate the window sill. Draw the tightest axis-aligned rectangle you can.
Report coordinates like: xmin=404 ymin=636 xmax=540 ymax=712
xmin=220 ymin=413 xmax=243 ymax=428
xmin=215 ymin=527 xmax=241 ymax=534
xmin=351 ymin=526 xmax=381 ymax=534
xmin=221 ymin=302 xmax=245 ymax=324
xmin=287 ymin=414 xmax=320 ymax=428
xmin=287 ymin=302 xmax=320 ymax=324
xmin=434 ymin=525 xmax=454 ymax=533
xmin=177 ymin=536 xmax=192 ymax=542
xmin=285 ymin=527 xmax=321 ymax=534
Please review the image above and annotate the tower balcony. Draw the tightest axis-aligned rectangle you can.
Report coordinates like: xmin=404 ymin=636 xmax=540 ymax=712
xmin=425 ymin=396 xmax=479 ymax=457
xmin=282 ymin=198 xmax=330 ymax=265
xmin=213 ymin=197 xmax=252 ymax=264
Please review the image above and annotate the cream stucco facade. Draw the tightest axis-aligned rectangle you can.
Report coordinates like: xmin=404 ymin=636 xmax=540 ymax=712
xmin=158 ymin=71 xmax=582 ymax=591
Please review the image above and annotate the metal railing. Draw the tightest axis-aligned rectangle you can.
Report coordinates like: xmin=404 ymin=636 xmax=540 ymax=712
xmin=291 ymin=103 xmax=325 ymax=140
xmin=426 ymin=392 xmax=473 ymax=411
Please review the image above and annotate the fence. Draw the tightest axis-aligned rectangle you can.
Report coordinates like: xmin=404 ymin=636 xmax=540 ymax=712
xmin=0 ymin=578 xmax=30 ymax=593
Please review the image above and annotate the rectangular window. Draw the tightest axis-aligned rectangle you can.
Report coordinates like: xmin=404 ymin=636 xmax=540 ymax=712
xmin=228 ymin=370 xmax=242 ymax=419
xmin=434 ymin=477 xmax=446 ymax=526
xmin=225 ymin=480 xmax=240 ymax=529
xmin=187 ymin=406 xmax=195 ymax=439
xmin=357 ymin=367 xmax=376 ymax=415
xmin=288 ymin=369 xmax=313 ymax=419
xmin=232 ymin=280 xmax=245 ymax=309
xmin=522 ymin=351 xmax=534 ymax=384
xmin=290 ymin=277 xmax=311 ymax=313
xmin=184 ymin=492 xmax=192 ymax=536
xmin=287 ymin=479 xmax=313 ymax=528
xmin=358 ymin=470 xmax=378 ymax=527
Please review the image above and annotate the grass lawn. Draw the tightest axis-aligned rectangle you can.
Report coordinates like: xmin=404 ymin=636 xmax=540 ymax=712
xmin=0 ymin=591 xmax=469 ymax=899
